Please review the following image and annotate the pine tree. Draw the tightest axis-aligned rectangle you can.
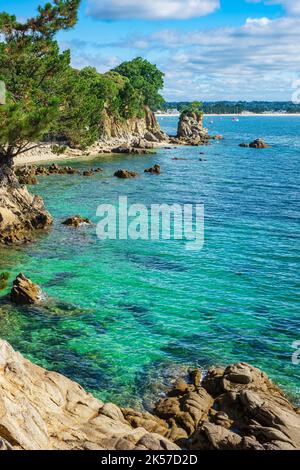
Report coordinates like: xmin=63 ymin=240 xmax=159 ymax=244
xmin=0 ymin=1 xmax=80 ymax=184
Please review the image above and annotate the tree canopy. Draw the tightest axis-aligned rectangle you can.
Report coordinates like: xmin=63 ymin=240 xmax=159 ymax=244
xmin=0 ymin=1 xmax=80 ymax=159
xmin=114 ymin=57 xmax=165 ymax=110
xmin=0 ymin=1 xmax=165 ymax=162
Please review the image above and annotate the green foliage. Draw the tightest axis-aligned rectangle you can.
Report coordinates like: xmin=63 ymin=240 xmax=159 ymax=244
xmin=52 ymin=67 xmax=105 ymax=148
xmin=114 ymin=57 xmax=165 ymax=110
xmin=0 ymin=2 xmax=166 ymax=160
xmin=164 ymin=101 xmax=300 ymax=114
xmin=51 ymin=145 xmax=67 ymax=155
xmin=0 ymin=1 xmax=80 ymax=160
xmin=181 ymin=101 xmax=203 ymax=115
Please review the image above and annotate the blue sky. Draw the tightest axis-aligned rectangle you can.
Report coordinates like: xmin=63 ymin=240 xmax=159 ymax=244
xmin=2 ymin=0 xmax=299 ymax=101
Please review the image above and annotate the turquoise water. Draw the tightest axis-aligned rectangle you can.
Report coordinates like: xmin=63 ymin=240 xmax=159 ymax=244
xmin=0 ymin=116 xmax=299 ymax=408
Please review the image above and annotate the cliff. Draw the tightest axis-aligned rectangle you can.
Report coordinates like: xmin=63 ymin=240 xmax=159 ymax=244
xmin=0 ymin=184 xmax=52 ymax=245
xmin=174 ymin=111 xmax=209 ymax=145
xmin=99 ymin=106 xmax=168 ymax=144
xmin=0 ymin=339 xmax=299 ymax=451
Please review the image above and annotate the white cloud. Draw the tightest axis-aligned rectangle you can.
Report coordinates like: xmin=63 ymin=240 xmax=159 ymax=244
xmin=113 ymin=15 xmax=300 ymax=100
xmin=247 ymin=0 xmax=300 ymax=16
xmin=86 ymin=0 xmax=220 ymax=20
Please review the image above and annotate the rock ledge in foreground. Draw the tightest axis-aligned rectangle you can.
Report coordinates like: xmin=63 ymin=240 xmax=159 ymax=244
xmin=0 ymin=339 xmax=299 ymax=451
xmin=0 ymin=339 xmax=179 ymax=451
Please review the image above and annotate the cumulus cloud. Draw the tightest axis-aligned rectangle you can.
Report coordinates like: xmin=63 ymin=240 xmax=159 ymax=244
xmin=112 ymin=15 xmax=300 ymax=100
xmin=247 ymin=0 xmax=300 ymax=16
xmin=86 ymin=0 xmax=220 ymax=20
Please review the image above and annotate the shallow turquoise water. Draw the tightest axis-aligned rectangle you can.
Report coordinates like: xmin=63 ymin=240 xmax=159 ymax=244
xmin=0 ymin=116 xmax=299 ymax=407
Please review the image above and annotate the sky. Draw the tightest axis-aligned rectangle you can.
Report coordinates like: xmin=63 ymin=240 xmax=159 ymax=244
xmin=2 ymin=0 xmax=300 ymax=101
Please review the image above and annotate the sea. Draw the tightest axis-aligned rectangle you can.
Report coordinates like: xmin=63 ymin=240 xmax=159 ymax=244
xmin=0 ymin=115 xmax=299 ymax=408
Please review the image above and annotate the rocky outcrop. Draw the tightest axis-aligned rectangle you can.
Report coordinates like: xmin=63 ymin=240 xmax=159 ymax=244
xmin=114 ymin=170 xmax=139 ymax=179
xmin=10 ymin=273 xmax=44 ymax=305
xmin=149 ymin=363 xmax=300 ymax=450
xmin=62 ymin=216 xmax=92 ymax=228
xmin=175 ymin=111 xmax=209 ymax=145
xmin=0 ymin=183 xmax=52 ymax=245
xmin=0 ymin=339 xmax=179 ymax=450
xmin=239 ymin=139 xmax=269 ymax=149
xmin=111 ymin=144 xmax=154 ymax=155
xmin=144 ymin=164 xmax=161 ymax=174
xmin=15 ymin=164 xmax=104 ymax=183
xmin=249 ymin=138 xmax=269 ymax=148
xmin=0 ymin=340 xmax=299 ymax=451
xmin=99 ymin=106 xmax=168 ymax=143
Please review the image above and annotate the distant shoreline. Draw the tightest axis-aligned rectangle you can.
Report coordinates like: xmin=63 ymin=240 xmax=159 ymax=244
xmin=156 ymin=113 xmax=300 ymax=118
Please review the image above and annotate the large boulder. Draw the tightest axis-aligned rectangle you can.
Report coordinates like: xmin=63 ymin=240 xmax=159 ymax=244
xmin=10 ymin=273 xmax=44 ymax=305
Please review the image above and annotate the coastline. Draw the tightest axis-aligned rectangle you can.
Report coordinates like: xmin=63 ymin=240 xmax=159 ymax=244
xmin=156 ymin=113 xmax=300 ymax=117
xmin=1 ymin=337 xmax=299 ymax=450
xmin=14 ymin=141 xmax=177 ymax=167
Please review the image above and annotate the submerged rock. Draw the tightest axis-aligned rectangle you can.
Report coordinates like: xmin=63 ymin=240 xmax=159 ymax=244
xmin=82 ymin=170 xmax=94 ymax=177
xmin=144 ymin=164 xmax=161 ymax=174
xmin=0 ymin=272 xmax=10 ymax=291
xmin=62 ymin=216 xmax=91 ymax=228
xmin=10 ymin=273 xmax=44 ymax=305
xmin=114 ymin=169 xmax=139 ymax=179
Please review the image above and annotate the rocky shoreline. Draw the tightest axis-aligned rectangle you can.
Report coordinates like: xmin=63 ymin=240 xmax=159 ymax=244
xmin=14 ymin=109 xmax=211 ymax=167
xmin=0 ymin=338 xmax=299 ymax=451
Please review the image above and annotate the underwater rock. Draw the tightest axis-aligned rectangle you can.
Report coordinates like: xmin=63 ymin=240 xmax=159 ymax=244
xmin=10 ymin=273 xmax=44 ymax=305
xmin=0 ymin=272 xmax=10 ymax=291
xmin=82 ymin=170 xmax=94 ymax=177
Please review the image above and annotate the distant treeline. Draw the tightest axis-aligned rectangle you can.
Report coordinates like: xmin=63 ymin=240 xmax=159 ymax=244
xmin=162 ymin=101 xmax=300 ymax=114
